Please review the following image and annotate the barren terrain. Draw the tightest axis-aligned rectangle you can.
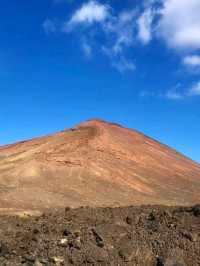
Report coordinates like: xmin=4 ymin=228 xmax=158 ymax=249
xmin=0 ymin=119 xmax=200 ymax=214
xmin=0 ymin=205 xmax=199 ymax=265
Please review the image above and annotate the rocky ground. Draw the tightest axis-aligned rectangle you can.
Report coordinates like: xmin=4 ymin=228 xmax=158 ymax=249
xmin=0 ymin=205 xmax=200 ymax=266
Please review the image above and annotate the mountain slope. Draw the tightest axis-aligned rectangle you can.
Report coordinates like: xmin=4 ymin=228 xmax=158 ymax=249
xmin=0 ymin=119 xmax=200 ymax=213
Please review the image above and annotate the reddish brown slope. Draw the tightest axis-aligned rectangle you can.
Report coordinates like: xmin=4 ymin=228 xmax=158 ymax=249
xmin=0 ymin=119 xmax=200 ymax=213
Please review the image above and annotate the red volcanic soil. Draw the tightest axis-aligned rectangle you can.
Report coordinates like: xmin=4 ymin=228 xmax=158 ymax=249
xmin=0 ymin=119 xmax=200 ymax=214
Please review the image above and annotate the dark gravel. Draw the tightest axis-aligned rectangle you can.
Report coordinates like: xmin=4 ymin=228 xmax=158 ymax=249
xmin=0 ymin=205 xmax=200 ymax=265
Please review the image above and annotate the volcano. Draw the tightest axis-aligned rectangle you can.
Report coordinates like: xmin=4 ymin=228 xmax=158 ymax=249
xmin=0 ymin=119 xmax=200 ymax=214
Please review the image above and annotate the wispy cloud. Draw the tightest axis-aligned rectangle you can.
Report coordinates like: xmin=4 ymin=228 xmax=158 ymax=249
xmin=165 ymin=81 xmax=200 ymax=100
xmin=182 ymin=54 xmax=200 ymax=75
xmin=43 ymin=0 xmax=200 ymax=88
xmin=81 ymin=38 xmax=92 ymax=58
xmin=183 ymin=55 xmax=200 ymax=69
xmin=68 ymin=0 xmax=109 ymax=26
xmin=141 ymin=81 xmax=200 ymax=100
xmin=188 ymin=81 xmax=200 ymax=96
xmin=111 ymin=57 xmax=136 ymax=73
xmin=137 ymin=8 xmax=154 ymax=44
xmin=102 ymin=10 xmax=136 ymax=53
xmin=63 ymin=1 xmax=136 ymax=72
xmin=43 ymin=19 xmax=56 ymax=34
xmin=165 ymin=90 xmax=183 ymax=100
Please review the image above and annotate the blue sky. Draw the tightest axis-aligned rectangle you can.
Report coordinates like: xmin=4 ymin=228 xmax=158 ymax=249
xmin=0 ymin=0 xmax=200 ymax=162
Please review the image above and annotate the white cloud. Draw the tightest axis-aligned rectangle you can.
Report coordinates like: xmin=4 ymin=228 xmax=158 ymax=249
xmin=100 ymin=10 xmax=136 ymax=72
xmin=139 ymin=90 xmax=156 ymax=97
xmin=164 ymin=81 xmax=200 ymax=99
xmin=158 ymin=0 xmax=200 ymax=51
xmin=104 ymin=10 xmax=136 ymax=54
xmin=137 ymin=8 xmax=153 ymax=44
xmin=43 ymin=19 xmax=56 ymax=34
xmin=102 ymin=46 xmax=135 ymax=73
xmin=69 ymin=1 xmax=109 ymax=25
xmin=188 ymin=81 xmax=200 ymax=96
xmin=139 ymin=88 xmax=185 ymax=100
xmin=43 ymin=0 xmax=200 ymax=77
xmin=165 ymin=90 xmax=183 ymax=100
xmin=112 ymin=57 xmax=136 ymax=73
xmin=81 ymin=38 xmax=92 ymax=58
xmin=183 ymin=55 xmax=200 ymax=67
xmin=66 ymin=3 xmax=137 ymax=72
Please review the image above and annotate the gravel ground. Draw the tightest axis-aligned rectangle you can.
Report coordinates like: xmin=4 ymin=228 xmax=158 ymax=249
xmin=0 ymin=205 xmax=199 ymax=266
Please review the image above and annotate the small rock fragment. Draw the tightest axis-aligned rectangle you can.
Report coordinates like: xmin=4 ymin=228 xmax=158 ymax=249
xmin=33 ymin=228 xmax=40 ymax=234
xmin=62 ymin=229 xmax=71 ymax=236
xmin=0 ymin=242 xmax=9 ymax=257
xmin=34 ymin=259 xmax=43 ymax=266
xmin=92 ymin=229 xmax=104 ymax=248
xmin=156 ymin=256 xmax=165 ymax=266
xmin=65 ymin=207 xmax=71 ymax=213
xmin=148 ymin=212 xmax=156 ymax=221
xmin=192 ymin=205 xmax=200 ymax=217
xmin=126 ymin=216 xmax=132 ymax=225
xmin=181 ymin=230 xmax=197 ymax=242
xmin=50 ymin=256 xmax=64 ymax=265
xmin=165 ymin=257 xmax=186 ymax=266
xmin=59 ymin=238 xmax=68 ymax=247
xmin=118 ymin=245 xmax=134 ymax=262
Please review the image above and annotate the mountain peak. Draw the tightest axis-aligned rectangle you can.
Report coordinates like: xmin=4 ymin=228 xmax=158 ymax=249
xmin=78 ymin=118 xmax=118 ymax=126
xmin=76 ymin=118 xmax=125 ymax=131
xmin=0 ymin=119 xmax=200 ymax=214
